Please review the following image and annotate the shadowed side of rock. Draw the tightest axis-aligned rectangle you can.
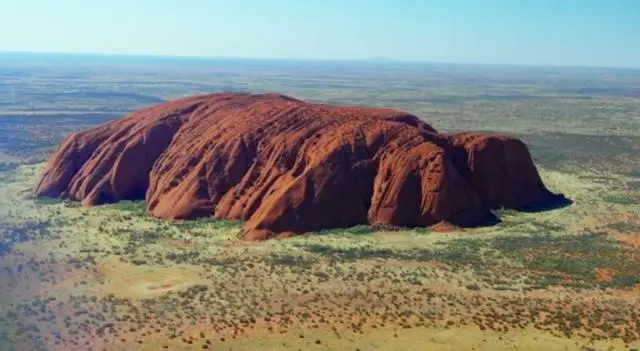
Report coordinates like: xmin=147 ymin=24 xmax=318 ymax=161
xmin=449 ymin=132 xmax=570 ymax=211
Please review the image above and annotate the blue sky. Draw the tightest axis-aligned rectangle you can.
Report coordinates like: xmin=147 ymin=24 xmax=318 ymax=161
xmin=1 ymin=0 xmax=639 ymax=67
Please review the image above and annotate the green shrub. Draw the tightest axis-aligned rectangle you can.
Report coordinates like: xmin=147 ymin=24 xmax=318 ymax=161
xmin=319 ymin=224 xmax=373 ymax=236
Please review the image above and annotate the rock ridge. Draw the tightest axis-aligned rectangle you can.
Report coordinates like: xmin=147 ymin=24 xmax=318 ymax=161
xmin=34 ymin=92 xmax=568 ymax=240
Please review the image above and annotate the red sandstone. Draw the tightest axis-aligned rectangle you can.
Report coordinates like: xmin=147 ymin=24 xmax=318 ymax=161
xmin=34 ymin=93 xmax=567 ymax=240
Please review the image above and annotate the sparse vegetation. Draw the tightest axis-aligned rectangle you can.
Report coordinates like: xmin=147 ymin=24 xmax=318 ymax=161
xmin=1 ymin=58 xmax=639 ymax=350
xmin=603 ymin=194 xmax=640 ymax=205
xmin=319 ymin=224 xmax=373 ymax=236
xmin=107 ymin=200 xmax=147 ymax=216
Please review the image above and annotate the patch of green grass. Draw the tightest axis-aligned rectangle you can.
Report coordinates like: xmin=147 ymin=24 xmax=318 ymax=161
xmin=34 ymin=197 xmax=63 ymax=205
xmin=603 ymin=195 xmax=639 ymax=205
xmin=266 ymin=254 xmax=318 ymax=269
xmin=0 ymin=219 xmax=54 ymax=256
xmin=608 ymin=221 xmax=640 ymax=232
xmin=298 ymin=244 xmax=398 ymax=261
xmin=529 ymin=221 xmax=566 ymax=232
xmin=623 ymin=170 xmax=640 ymax=178
xmin=297 ymin=231 xmax=640 ymax=289
xmin=0 ymin=169 xmax=20 ymax=184
xmin=626 ymin=181 xmax=640 ymax=190
xmin=296 ymin=238 xmax=486 ymax=266
xmin=446 ymin=232 xmax=640 ymax=289
xmin=165 ymin=250 xmax=200 ymax=264
xmin=318 ymin=224 xmax=373 ymax=236
xmin=490 ymin=232 xmax=640 ymax=288
xmin=411 ymin=227 xmax=431 ymax=235
xmin=170 ymin=217 xmax=242 ymax=230
xmin=609 ymin=275 xmax=640 ymax=288
xmin=529 ymin=147 xmax=567 ymax=170
xmin=106 ymin=200 xmax=146 ymax=215
xmin=425 ymin=237 xmax=487 ymax=267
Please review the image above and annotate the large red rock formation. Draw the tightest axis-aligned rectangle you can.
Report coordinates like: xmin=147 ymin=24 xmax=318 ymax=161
xmin=34 ymin=93 xmax=567 ymax=240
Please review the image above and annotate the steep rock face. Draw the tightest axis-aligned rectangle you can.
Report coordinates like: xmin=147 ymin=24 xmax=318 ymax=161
xmin=34 ymin=92 xmax=567 ymax=240
xmin=449 ymin=132 xmax=564 ymax=210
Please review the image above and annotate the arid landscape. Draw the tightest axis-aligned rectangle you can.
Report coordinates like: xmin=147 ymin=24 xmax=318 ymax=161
xmin=1 ymin=53 xmax=639 ymax=351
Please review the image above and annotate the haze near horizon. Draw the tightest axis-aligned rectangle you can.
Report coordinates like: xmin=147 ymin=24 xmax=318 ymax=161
xmin=1 ymin=0 xmax=640 ymax=68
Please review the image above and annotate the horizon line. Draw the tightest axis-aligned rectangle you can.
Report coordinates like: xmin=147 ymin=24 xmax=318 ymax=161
xmin=2 ymin=49 xmax=640 ymax=71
